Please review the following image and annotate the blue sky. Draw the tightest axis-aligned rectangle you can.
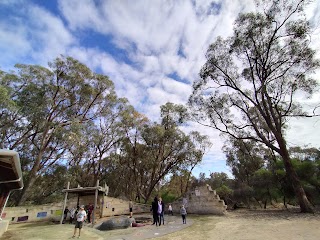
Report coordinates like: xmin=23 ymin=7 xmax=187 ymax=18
xmin=1 ymin=0 xmax=320 ymax=178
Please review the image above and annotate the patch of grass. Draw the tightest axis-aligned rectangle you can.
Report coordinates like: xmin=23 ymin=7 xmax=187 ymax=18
xmin=151 ymin=215 xmax=222 ymax=240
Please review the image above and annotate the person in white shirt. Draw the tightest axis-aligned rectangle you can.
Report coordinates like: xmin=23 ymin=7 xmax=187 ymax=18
xmin=168 ymin=204 xmax=173 ymax=215
xmin=72 ymin=206 xmax=87 ymax=238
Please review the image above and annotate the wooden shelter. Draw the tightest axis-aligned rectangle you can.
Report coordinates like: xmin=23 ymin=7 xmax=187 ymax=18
xmin=0 ymin=149 xmax=24 ymax=220
xmin=60 ymin=180 xmax=109 ymax=225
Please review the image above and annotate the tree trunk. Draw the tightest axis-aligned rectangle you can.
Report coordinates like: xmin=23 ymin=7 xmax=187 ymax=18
xmin=16 ymin=172 xmax=37 ymax=206
xmin=279 ymin=146 xmax=314 ymax=213
xmin=16 ymin=149 xmax=45 ymax=206
xmin=283 ymin=195 xmax=288 ymax=209
xmin=253 ymin=197 xmax=263 ymax=208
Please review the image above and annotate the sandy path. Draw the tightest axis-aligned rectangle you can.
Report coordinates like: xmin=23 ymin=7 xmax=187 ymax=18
xmin=154 ymin=210 xmax=320 ymax=240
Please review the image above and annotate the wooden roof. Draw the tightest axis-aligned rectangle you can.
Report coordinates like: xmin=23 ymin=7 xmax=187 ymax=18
xmin=0 ymin=149 xmax=24 ymax=190
xmin=62 ymin=185 xmax=109 ymax=196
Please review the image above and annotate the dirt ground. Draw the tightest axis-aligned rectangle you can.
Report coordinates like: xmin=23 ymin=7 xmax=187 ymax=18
xmin=1 ymin=209 xmax=320 ymax=240
xmin=156 ymin=209 xmax=320 ymax=240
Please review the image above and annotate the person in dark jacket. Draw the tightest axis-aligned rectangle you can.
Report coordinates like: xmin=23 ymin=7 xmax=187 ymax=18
xmin=151 ymin=196 xmax=159 ymax=226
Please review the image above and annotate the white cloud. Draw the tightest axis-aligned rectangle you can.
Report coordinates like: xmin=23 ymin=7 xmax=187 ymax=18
xmin=27 ymin=5 xmax=75 ymax=63
xmin=0 ymin=22 xmax=32 ymax=67
xmin=287 ymin=117 xmax=320 ymax=148
xmin=58 ymin=0 xmax=108 ymax=33
xmin=0 ymin=2 xmax=75 ymax=68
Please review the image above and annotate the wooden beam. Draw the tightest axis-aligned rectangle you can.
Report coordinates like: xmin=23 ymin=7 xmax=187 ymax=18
xmin=60 ymin=182 xmax=70 ymax=224
xmin=92 ymin=180 xmax=99 ymax=226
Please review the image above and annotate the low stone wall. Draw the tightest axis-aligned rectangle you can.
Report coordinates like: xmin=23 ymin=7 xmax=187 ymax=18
xmin=101 ymin=196 xmax=150 ymax=217
xmin=1 ymin=196 xmax=150 ymax=225
xmin=1 ymin=203 xmax=63 ymax=224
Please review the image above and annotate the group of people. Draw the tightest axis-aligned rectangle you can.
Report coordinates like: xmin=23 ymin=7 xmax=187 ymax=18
xmin=151 ymin=196 xmax=165 ymax=226
xmin=150 ymin=196 xmax=187 ymax=225
xmin=64 ymin=204 xmax=94 ymax=225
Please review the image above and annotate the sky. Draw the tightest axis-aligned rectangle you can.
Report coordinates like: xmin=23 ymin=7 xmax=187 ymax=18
xmin=0 ymin=0 xmax=320 ymax=178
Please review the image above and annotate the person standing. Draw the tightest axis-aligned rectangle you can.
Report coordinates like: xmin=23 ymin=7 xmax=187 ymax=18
xmin=180 ymin=205 xmax=187 ymax=224
xmin=87 ymin=204 xmax=94 ymax=223
xmin=151 ymin=196 xmax=159 ymax=226
xmin=159 ymin=197 xmax=165 ymax=225
xmin=72 ymin=206 xmax=87 ymax=238
xmin=129 ymin=200 xmax=133 ymax=218
xmin=69 ymin=207 xmax=76 ymax=224
xmin=157 ymin=198 xmax=163 ymax=226
xmin=63 ymin=206 xmax=69 ymax=223
xmin=168 ymin=204 xmax=173 ymax=215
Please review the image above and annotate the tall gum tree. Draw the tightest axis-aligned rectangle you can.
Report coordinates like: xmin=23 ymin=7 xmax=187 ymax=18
xmin=0 ymin=56 xmax=116 ymax=205
xmin=115 ymin=103 xmax=211 ymax=203
xmin=189 ymin=0 xmax=319 ymax=212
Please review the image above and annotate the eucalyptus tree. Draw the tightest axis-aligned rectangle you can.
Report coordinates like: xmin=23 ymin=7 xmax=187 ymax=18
xmin=137 ymin=123 xmax=194 ymax=202
xmin=115 ymin=103 xmax=211 ymax=203
xmin=181 ymin=131 xmax=212 ymax=193
xmin=189 ymin=0 xmax=319 ymax=212
xmin=164 ymin=170 xmax=196 ymax=198
xmin=0 ymin=70 xmax=15 ymax=111
xmin=67 ymin=97 xmax=133 ymax=186
xmin=0 ymin=56 xmax=116 ymax=205
xmin=136 ymin=103 xmax=211 ymax=203
xmin=0 ymin=70 xmax=20 ymax=149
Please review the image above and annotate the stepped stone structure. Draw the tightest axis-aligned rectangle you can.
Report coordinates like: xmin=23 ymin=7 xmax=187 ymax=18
xmin=171 ymin=184 xmax=227 ymax=215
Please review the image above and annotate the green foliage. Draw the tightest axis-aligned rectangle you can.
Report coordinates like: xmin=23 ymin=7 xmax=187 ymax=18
xmin=159 ymin=191 xmax=177 ymax=204
xmin=209 ymin=172 xmax=230 ymax=189
xmin=224 ymin=139 xmax=266 ymax=185
xmin=216 ymin=184 xmax=233 ymax=199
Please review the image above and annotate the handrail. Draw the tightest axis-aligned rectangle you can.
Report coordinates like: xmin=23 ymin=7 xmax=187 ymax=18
xmin=0 ymin=186 xmax=23 ymax=221
xmin=0 ymin=177 xmax=22 ymax=184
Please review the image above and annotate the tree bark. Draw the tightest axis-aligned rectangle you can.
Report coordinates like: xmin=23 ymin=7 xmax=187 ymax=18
xmin=16 ymin=171 xmax=37 ymax=206
xmin=16 ymin=149 xmax=45 ymax=206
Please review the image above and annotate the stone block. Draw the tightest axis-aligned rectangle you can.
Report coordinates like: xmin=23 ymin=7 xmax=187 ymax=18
xmin=96 ymin=217 xmax=134 ymax=231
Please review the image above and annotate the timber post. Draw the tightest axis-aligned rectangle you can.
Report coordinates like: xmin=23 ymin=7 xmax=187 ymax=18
xmin=60 ymin=181 xmax=70 ymax=224
xmin=92 ymin=179 xmax=99 ymax=226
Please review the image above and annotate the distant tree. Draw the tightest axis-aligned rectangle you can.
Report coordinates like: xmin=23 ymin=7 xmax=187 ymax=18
xmin=289 ymin=147 xmax=320 ymax=161
xmin=223 ymin=139 xmax=265 ymax=185
xmin=165 ymin=170 xmax=196 ymax=198
xmin=251 ymin=169 xmax=280 ymax=208
xmin=189 ymin=0 xmax=319 ymax=212
xmin=216 ymin=185 xmax=233 ymax=206
xmin=209 ymin=172 xmax=230 ymax=189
